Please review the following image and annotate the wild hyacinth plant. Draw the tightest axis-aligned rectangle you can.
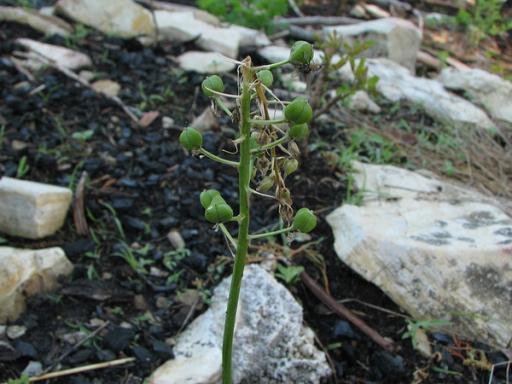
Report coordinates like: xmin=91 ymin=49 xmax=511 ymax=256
xmin=179 ymin=41 xmax=317 ymax=384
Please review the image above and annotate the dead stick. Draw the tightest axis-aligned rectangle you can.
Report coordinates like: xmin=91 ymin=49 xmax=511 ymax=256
xmin=301 ymin=271 xmax=396 ymax=352
xmin=73 ymin=170 xmax=89 ymax=235
xmin=24 ymin=357 xmax=135 ymax=382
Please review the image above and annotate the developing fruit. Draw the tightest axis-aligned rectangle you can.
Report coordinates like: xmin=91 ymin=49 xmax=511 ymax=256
xmin=292 ymin=208 xmax=317 ymax=233
xmin=288 ymin=123 xmax=309 ymax=140
xmin=289 ymin=41 xmax=314 ymax=66
xmin=256 ymin=70 xmax=273 ymax=87
xmin=285 ymin=97 xmax=313 ymax=124
xmin=201 ymin=75 xmax=225 ymax=97
xmin=179 ymin=127 xmax=203 ymax=150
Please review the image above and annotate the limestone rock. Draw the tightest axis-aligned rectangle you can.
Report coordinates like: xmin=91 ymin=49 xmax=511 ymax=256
xmin=339 ymin=58 xmax=494 ymax=130
xmin=149 ymin=265 xmax=331 ymax=384
xmin=0 ymin=6 xmax=72 ymax=36
xmin=0 ymin=177 xmax=72 ymax=239
xmin=16 ymin=38 xmax=92 ymax=70
xmin=0 ymin=247 xmax=73 ymax=323
xmin=324 ymin=18 xmax=421 ymax=72
xmin=327 ymin=162 xmax=512 ymax=349
xmin=91 ymin=79 xmax=121 ymax=97
xmin=438 ymin=67 xmax=512 ymax=124
xmin=56 ymin=0 xmax=155 ymax=38
xmin=348 ymin=90 xmax=381 ymax=113
xmin=177 ymin=51 xmax=235 ymax=74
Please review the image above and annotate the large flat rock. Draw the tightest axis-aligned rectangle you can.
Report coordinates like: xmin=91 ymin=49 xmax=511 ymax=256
xmin=438 ymin=67 xmax=512 ymax=124
xmin=0 ymin=6 xmax=72 ymax=36
xmin=327 ymin=162 xmax=512 ymax=348
xmin=56 ymin=0 xmax=155 ymax=38
xmin=0 ymin=177 xmax=72 ymax=239
xmin=149 ymin=264 xmax=331 ymax=384
xmin=0 ymin=247 xmax=73 ymax=323
xmin=324 ymin=18 xmax=421 ymax=72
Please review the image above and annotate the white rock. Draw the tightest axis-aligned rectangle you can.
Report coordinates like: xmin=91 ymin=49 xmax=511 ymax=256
xmin=227 ymin=24 xmax=271 ymax=48
xmin=149 ymin=265 xmax=331 ymax=384
xmin=438 ymin=68 xmax=512 ymax=124
xmin=149 ymin=0 xmax=220 ymax=25
xmin=327 ymin=162 xmax=512 ymax=349
xmin=0 ymin=247 xmax=73 ymax=323
xmin=0 ymin=6 xmax=72 ymax=36
xmin=177 ymin=51 xmax=235 ymax=74
xmin=324 ymin=18 xmax=421 ymax=72
xmin=56 ymin=0 xmax=155 ymax=38
xmin=339 ymin=58 xmax=494 ymax=130
xmin=348 ymin=90 xmax=381 ymax=113
xmin=155 ymin=10 xmax=239 ymax=58
xmin=91 ymin=79 xmax=121 ymax=97
xmin=162 ymin=116 xmax=174 ymax=129
xmin=0 ymin=177 xmax=72 ymax=239
xmin=6 ymin=325 xmax=27 ymax=339
xmin=16 ymin=38 xmax=92 ymax=70
xmin=192 ymin=107 xmax=218 ymax=131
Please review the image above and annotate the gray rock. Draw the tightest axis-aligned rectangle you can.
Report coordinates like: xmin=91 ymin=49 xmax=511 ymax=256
xmin=149 ymin=265 xmax=331 ymax=384
xmin=324 ymin=18 xmax=421 ymax=72
xmin=56 ymin=0 xmax=155 ymax=38
xmin=338 ymin=58 xmax=494 ymax=130
xmin=177 ymin=51 xmax=235 ymax=74
xmin=0 ymin=6 xmax=72 ymax=36
xmin=6 ymin=325 xmax=27 ymax=339
xmin=0 ymin=247 xmax=73 ymax=323
xmin=0 ymin=177 xmax=72 ymax=239
xmin=438 ymin=67 xmax=512 ymax=124
xmin=327 ymin=162 xmax=512 ymax=349
xmin=348 ymin=90 xmax=381 ymax=113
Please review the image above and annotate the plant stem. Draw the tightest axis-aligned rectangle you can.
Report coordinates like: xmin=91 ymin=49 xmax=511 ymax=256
xmin=252 ymin=135 xmax=289 ymax=153
xmin=252 ymin=59 xmax=290 ymax=70
xmin=218 ymin=223 xmax=237 ymax=249
xmin=249 ymin=226 xmax=293 ymax=239
xmin=222 ymin=58 xmax=253 ymax=384
xmin=249 ymin=118 xmax=287 ymax=126
xmin=199 ymin=148 xmax=239 ymax=168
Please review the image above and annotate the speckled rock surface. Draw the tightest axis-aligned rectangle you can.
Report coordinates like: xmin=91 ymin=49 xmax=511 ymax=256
xmin=0 ymin=247 xmax=73 ymax=323
xmin=327 ymin=162 xmax=512 ymax=348
xmin=149 ymin=264 xmax=331 ymax=384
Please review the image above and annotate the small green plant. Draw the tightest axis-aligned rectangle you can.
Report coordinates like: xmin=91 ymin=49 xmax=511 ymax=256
xmin=275 ymin=264 xmax=304 ymax=284
xmin=456 ymin=0 xmax=512 ymax=43
xmin=16 ymin=155 xmax=30 ymax=178
xmin=402 ymin=318 xmax=451 ymax=349
xmin=198 ymin=0 xmax=287 ymax=31
xmin=6 ymin=375 xmax=30 ymax=384
xmin=179 ymin=42 xmax=318 ymax=383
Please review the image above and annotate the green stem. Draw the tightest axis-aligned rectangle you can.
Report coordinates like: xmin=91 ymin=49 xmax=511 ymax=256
xmin=252 ymin=59 xmax=290 ymax=71
xmin=249 ymin=118 xmax=287 ymax=126
xmin=222 ymin=60 xmax=252 ymax=384
xmin=214 ymin=97 xmax=233 ymax=117
xmin=218 ymin=223 xmax=237 ymax=249
xmin=252 ymin=135 xmax=289 ymax=153
xmin=249 ymin=226 xmax=293 ymax=239
xmin=199 ymin=148 xmax=239 ymax=168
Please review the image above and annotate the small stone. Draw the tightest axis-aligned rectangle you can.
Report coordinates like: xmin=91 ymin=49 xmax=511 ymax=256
xmin=155 ymin=296 xmax=171 ymax=309
xmin=16 ymin=38 xmax=92 ymax=71
xmin=177 ymin=51 xmax=235 ymax=74
xmin=14 ymin=340 xmax=37 ymax=358
xmin=150 ymin=267 xmax=169 ymax=278
xmin=152 ymin=340 xmax=174 ymax=360
xmin=56 ymin=0 xmax=155 ymax=38
xmin=332 ymin=320 xmax=359 ymax=340
xmin=91 ymin=80 xmax=121 ymax=97
xmin=60 ymin=331 xmax=87 ymax=345
xmin=0 ymin=247 xmax=73 ymax=323
xmin=0 ymin=177 xmax=72 ymax=239
xmin=372 ymin=351 xmax=405 ymax=378
xmin=133 ymin=345 xmax=153 ymax=364
xmin=104 ymin=326 xmax=135 ymax=352
xmin=413 ymin=328 xmax=432 ymax=358
xmin=7 ymin=325 xmax=27 ymax=339
xmin=348 ymin=90 xmax=381 ymax=114
xmin=162 ymin=116 xmax=174 ymax=129
xmin=191 ymin=108 xmax=218 ymax=131
xmin=134 ymin=294 xmax=148 ymax=311
xmin=22 ymin=361 xmax=43 ymax=377
xmin=79 ymin=70 xmax=95 ymax=83
xmin=167 ymin=230 xmax=185 ymax=249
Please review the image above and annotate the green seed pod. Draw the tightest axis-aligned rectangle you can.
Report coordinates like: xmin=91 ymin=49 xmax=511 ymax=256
xmin=179 ymin=127 xmax=203 ymax=150
xmin=205 ymin=201 xmax=233 ymax=223
xmin=292 ymin=208 xmax=317 ymax=233
xmin=201 ymin=75 xmax=224 ymax=97
xmin=258 ymin=175 xmax=274 ymax=192
xmin=288 ymin=123 xmax=309 ymax=140
xmin=289 ymin=41 xmax=314 ymax=66
xmin=284 ymin=158 xmax=299 ymax=176
xmin=200 ymin=189 xmax=221 ymax=209
xmin=285 ymin=97 xmax=313 ymax=124
xmin=256 ymin=70 xmax=273 ymax=87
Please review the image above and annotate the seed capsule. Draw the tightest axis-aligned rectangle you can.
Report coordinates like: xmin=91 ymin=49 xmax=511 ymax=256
xmin=258 ymin=175 xmax=274 ymax=192
xmin=200 ymin=189 xmax=221 ymax=209
xmin=292 ymin=208 xmax=317 ymax=233
xmin=256 ymin=70 xmax=273 ymax=87
xmin=284 ymin=159 xmax=299 ymax=176
xmin=179 ymin=127 xmax=203 ymax=150
xmin=285 ymin=97 xmax=313 ymax=124
xmin=288 ymin=123 xmax=309 ymax=140
xmin=289 ymin=41 xmax=314 ymax=66
xmin=201 ymin=75 xmax=224 ymax=97
xmin=205 ymin=201 xmax=234 ymax=223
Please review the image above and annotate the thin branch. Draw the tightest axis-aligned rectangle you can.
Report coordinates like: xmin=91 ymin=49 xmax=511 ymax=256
xmin=249 ymin=226 xmax=293 ymax=239
xmin=199 ymin=148 xmax=239 ymax=168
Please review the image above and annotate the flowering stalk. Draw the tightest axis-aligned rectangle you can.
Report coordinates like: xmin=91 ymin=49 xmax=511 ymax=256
xmin=179 ymin=41 xmax=318 ymax=384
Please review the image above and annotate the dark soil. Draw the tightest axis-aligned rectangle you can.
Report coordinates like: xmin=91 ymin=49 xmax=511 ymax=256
xmin=0 ymin=4 xmax=510 ymax=384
